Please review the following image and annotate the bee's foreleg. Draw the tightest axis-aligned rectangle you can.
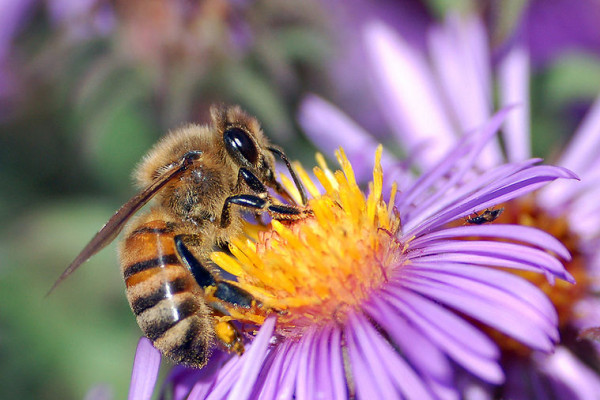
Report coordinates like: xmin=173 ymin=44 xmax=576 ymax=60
xmin=220 ymin=194 xmax=310 ymax=228
xmin=237 ymin=167 xmax=268 ymax=195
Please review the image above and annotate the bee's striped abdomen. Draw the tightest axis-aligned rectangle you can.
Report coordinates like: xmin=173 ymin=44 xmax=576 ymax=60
xmin=120 ymin=218 xmax=213 ymax=367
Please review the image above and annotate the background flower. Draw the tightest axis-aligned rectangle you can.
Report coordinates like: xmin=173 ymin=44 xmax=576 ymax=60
xmin=299 ymin=8 xmax=600 ymax=399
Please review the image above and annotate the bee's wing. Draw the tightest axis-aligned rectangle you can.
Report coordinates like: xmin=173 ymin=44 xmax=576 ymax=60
xmin=47 ymin=153 xmax=199 ymax=296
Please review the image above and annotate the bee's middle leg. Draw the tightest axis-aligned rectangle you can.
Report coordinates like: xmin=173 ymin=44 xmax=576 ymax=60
xmin=174 ymin=235 xmax=256 ymax=307
xmin=174 ymin=235 xmax=258 ymax=354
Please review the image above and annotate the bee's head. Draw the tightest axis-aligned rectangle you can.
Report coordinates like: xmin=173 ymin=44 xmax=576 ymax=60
xmin=210 ymin=105 xmax=279 ymax=188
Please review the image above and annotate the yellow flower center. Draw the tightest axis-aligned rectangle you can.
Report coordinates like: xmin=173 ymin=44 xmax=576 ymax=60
xmin=211 ymin=146 xmax=403 ymax=338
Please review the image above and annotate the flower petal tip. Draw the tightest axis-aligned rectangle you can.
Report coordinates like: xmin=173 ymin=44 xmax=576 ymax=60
xmin=564 ymin=270 xmax=576 ymax=284
xmin=129 ymin=337 xmax=161 ymax=400
xmin=556 ymin=166 xmax=580 ymax=180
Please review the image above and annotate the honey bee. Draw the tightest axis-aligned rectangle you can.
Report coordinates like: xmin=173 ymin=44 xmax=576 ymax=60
xmin=50 ymin=105 xmax=311 ymax=367
xmin=466 ymin=207 xmax=504 ymax=225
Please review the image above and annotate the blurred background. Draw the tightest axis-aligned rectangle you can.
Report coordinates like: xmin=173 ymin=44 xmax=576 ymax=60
xmin=1 ymin=0 xmax=599 ymax=398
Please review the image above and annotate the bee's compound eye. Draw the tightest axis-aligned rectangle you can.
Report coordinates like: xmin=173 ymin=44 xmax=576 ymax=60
xmin=224 ymin=127 xmax=258 ymax=165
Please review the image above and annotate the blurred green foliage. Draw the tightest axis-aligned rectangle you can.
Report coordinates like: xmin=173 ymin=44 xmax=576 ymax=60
xmin=530 ymin=53 xmax=600 ymax=159
xmin=1 ymin=1 xmax=330 ymax=399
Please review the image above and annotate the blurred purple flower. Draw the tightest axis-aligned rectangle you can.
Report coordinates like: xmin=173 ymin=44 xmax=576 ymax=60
xmin=47 ymin=0 xmax=115 ymax=40
xmin=129 ymin=107 xmax=576 ymax=399
xmin=0 ymin=0 xmax=36 ymax=99
xmin=524 ymin=0 xmax=600 ymax=66
xmin=319 ymin=0 xmax=431 ymax=136
xmin=319 ymin=0 xmax=600 ymax=142
xmin=300 ymin=13 xmax=600 ymax=399
xmin=0 ymin=0 xmax=113 ymax=109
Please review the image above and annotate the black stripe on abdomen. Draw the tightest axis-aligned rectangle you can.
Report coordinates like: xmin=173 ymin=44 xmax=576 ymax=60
xmin=123 ymin=254 xmax=180 ymax=279
xmin=140 ymin=297 xmax=200 ymax=341
xmin=131 ymin=276 xmax=190 ymax=315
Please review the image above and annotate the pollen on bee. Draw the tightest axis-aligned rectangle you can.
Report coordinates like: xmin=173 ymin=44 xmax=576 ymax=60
xmin=214 ymin=320 xmax=237 ymax=342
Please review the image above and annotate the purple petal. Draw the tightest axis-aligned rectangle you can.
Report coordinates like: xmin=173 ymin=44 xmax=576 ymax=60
xmin=288 ymin=325 xmax=347 ymax=400
xmin=298 ymin=325 xmax=344 ymax=400
xmin=574 ymin=297 xmax=600 ymax=333
xmin=313 ymin=327 xmax=335 ymax=400
xmin=425 ymin=380 xmax=461 ymax=400
xmin=298 ymin=95 xmax=399 ymax=183
xmin=397 ymin=133 xmax=472 ymax=216
xmin=536 ymin=347 xmax=600 ymax=398
xmin=410 ymin=224 xmax=571 ymax=260
xmin=328 ymin=327 xmax=348 ymax=399
xmin=295 ymin=327 xmax=317 ymax=400
xmin=167 ymin=351 xmax=232 ymax=400
xmin=557 ymin=95 xmax=600 ymax=174
xmin=410 ymin=240 xmax=572 ymax=282
xmin=345 ymin=313 xmax=398 ymax=399
xmin=163 ymin=366 xmax=203 ymax=400
xmin=568 ymin=183 xmax=600 ymax=239
xmin=399 ymin=106 xmax=514 ymax=229
xmin=373 ymin=292 xmax=504 ymax=383
xmin=246 ymin=344 xmax=280 ymax=399
xmin=403 ymin=158 xmax=541 ymax=228
xmin=351 ymin=312 xmax=437 ymax=400
xmin=227 ymin=317 xmax=276 ymax=400
xmin=254 ymin=340 xmax=295 ymax=400
xmin=409 ymin=252 xmax=560 ymax=278
xmin=196 ymin=354 xmax=243 ymax=400
xmin=129 ymin=337 xmax=161 ymax=400
xmin=539 ymin=95 xmax=600 ymax=209
xmin=400 ymin=276 xmax=558 ymax=351
xmin=274 ymin=340 xmax=302 ymax=400
xmin=364 ymin=298 xmax=453 ymax=383
xmin=428 ymin=15 xmax=499 ymax=167
xmin=403 ymin=262 xmax=557 ymax=325
xmin=403 ymin=267 xmax=558 ymax=335
xmin=380 ymin=289 xmax=500 ymax=360
xmin=363 ymin=21 xmax=457 ymax=168
xmin=498 ymin=43 xmax=531 ymax=162
xmin=439 ymin=164 xmax=577 ymax=229
xmin=408 ymin=165 xmax=578 ymax=237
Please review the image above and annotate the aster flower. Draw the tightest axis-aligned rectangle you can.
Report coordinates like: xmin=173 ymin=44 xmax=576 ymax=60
xmin=299 ymin=13 xmax=600 ymax=399
xmin=128 ymin=108 xmax=576 ymax=399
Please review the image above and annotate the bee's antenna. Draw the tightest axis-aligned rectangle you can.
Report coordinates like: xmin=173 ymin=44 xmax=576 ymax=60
xmin=268 ymin=146 xmax=307 ymax=206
